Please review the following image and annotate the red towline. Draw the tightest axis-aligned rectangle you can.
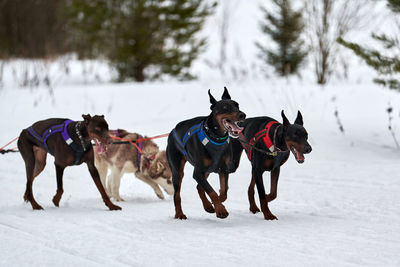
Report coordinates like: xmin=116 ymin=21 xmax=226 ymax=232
xmin=0 ymin=133 xmax=170 ymax=155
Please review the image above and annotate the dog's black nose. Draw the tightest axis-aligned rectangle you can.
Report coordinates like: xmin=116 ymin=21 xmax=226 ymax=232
xmin=305 ymin=145 xmax=312 ymax=154
xmin=238 ymin=112 xmax=246 ymax=120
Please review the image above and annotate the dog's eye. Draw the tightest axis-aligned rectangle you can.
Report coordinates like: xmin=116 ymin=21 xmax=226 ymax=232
xmin=95 ymin=127 xmax=101 ymax=132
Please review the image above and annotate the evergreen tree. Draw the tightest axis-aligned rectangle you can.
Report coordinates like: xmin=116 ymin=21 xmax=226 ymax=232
xmin=65 ymin=0 xmax=216 ymax=82
xmin=337 ymin=0 xmax=400 ymax=90
xmin=255 ymin=0 xmax=307 ymax=76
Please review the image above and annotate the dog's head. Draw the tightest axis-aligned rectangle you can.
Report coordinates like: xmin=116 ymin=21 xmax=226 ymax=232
xmin=208 ymin=87 xmax=246 ymax=138
xmin=281 ymin=110 xmax=312 ymax=164
xmin=147 ymin=151 xmax=173 ymax=195
xmin=82 ymin=114 xmax=112 ymax=154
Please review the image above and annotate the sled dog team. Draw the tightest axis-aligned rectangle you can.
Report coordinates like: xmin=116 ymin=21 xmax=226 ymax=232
xmin=18 ymin=87 xmax=311 ymax=220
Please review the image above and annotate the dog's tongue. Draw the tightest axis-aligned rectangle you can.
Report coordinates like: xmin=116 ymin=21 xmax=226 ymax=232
xmin=225 ymin=121 xmax=244 ymax=135
xmin=295 ymin=150 xmax=305 ymax=163
xmin=94 ymin=139 xmax=106 ymax=154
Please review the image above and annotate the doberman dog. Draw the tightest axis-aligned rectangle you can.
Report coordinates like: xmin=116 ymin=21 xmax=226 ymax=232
xmin=167 ymin=87 xmax=246 ymax=219
xmin=17 ymin=114 xmax=121 ymax=211
xmin=230 ymin=111 xmax=312 ymax=220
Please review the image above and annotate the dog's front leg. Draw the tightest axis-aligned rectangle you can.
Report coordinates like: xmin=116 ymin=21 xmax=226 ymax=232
xmin=109 ymin=167 xmax=124 ymax=201
xmin=218 ymin=172 xmax=229 ymax=202
xmin=193 ymin=168 xmax=228 ymax=219
xmin=266 ymin=168 xmax=279 ymax=202
xmin=196 ymin=173 xmax=215 ymax=213
xmin=96 ymin=160 xmax=111 ymax=197
xmin=86 ymin=159 xmax=121 ymax=210
xmin=248 ymin=176 xmax=260 ymax=214
xmin=52 ymin=164 xmax=65 ymax=207
xmin=252 ymin=167 xmax=277 ymax=220
xmin=136 ymin=172 xmax=165 ymax=200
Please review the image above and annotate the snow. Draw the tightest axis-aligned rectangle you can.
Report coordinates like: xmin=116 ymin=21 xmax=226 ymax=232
xmin=1 ymin=79 xmax=400 ymax=267
xmin=1 ymin=1 xmax=400 ymax=266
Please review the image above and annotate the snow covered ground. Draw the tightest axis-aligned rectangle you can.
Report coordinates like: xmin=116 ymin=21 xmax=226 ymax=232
xmin=0 ymin=78 xmax=400 ymax=267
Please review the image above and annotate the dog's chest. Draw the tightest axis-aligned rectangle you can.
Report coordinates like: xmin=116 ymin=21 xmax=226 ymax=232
xmin=203 ymin=144 xmax=230 ymax=173
xmin=109 ymin=154 xmax=138 ymax=173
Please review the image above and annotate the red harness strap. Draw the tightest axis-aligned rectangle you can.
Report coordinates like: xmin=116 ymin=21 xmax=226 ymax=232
xmin=241 ymin=121 xmax=278 ymax=160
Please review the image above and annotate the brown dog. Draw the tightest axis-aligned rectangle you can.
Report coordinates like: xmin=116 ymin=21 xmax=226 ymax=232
xmin=95 ymin=129 xmax=173 ymax=201
xmin=17 ymin=114 xmax=121 ymax=210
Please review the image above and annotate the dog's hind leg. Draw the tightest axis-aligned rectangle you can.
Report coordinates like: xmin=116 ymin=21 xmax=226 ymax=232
xmin=52 ymin=164 xmax=65 ymax=207
xmin=18 ymin=137 xmax=44 ymax=210
xmin=167 ymin=142 xmax=186 ymax=219
xmin=32 ymin=146 xmax=47 ymax=178
xmin=248 ymin=176 xmax=260 ymax=214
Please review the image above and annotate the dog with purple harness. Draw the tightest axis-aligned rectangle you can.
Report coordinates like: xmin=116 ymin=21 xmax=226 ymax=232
xmin=18 ymin=114 xmax=121 ymax=210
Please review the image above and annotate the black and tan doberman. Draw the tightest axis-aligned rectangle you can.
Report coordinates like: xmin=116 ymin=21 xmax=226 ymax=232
xmin=230 ymin=111 xmax=312 ymax=220
xmin=18 ymin=114 xmax=121 ymax=211
xmin=167 ymin=87 xmax=246 ymax=219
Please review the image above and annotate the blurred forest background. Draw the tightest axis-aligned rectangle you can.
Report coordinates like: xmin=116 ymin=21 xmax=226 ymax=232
xmin=0 ymin=0 xmax=398 ymax=87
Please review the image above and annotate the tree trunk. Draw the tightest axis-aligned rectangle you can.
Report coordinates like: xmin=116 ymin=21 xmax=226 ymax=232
xmin=134 ymin=63 xmax=145 ymax=82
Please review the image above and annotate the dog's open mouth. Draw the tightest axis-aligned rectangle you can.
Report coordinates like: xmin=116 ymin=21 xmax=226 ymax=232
xmin=94 ymin=138 xmax=107 ymax=154
xmin=222 ymin=119 xmax=244 ymax=138
xmin=290 ymin=146 xmax=305 ymax=164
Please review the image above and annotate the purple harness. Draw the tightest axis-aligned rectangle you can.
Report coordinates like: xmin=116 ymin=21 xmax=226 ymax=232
xmin=27 ymin=120 xmax=74 ymax=153
xmin=27 ymin=120 xmax=88 ymax=164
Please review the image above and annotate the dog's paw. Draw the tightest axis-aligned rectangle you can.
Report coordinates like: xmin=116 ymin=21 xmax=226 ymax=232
xmin=219 ymin=193 xmax=227 ymax=203
xmin=263 ymin=212 xmax=278 ymax=220
xmin=249 ymin=205 xmax=260 ymax=214
xmin=174 ymin=212 xmax=187 ymax=220
xmin=215 ymin=203 xmax=229 ymax=219
xmin=155 ymin=191 xmax=165 ymax=200
xmin=52 ymin=197 xmax=60 ymax=207
xmin=203 ymin=203 xmax=215 ymax=213
xmin=32 ymin=204 xmax=44 ymax=210
xmin=265 ymin=193 xmax=277 ymax=202
xmin=114 ymin=196 xmax=125 ymax=202
xmin=108 ymin=204 xmax=122 ymax=211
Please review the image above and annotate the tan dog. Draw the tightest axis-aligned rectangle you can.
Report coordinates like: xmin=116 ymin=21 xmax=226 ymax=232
xmin=94 ymin=129 xmax=173 ymax=201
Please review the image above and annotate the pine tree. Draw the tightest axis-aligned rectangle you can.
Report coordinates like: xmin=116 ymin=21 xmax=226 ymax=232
xmin=337 ymin=0 xmax=400 ymax=90
xmin=255 ymin=0 xmax=307 ymax=76
xmin=65 ymin=0 xmax=216 ymax=82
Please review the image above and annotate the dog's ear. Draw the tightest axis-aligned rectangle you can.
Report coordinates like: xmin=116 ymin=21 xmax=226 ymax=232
xmin=157 ymin=161 xmax=164 ymax=173
xmin=100 ymin=115 xmax=105 ymax=119
xmin=294 ymin=110 xmax=303 ymax=126
xmin=281 ymin=110 xmax=290 ymax=126
xmin=221 ymin=86 xmax=231 ymax=100
xmin=148 ymin=163 xmax=157 ymax=178
xmin=82 ymin=114 xmax=92 ymax=124
xmin=148 ymin=159 xmax=165 ymax=178
xmin=208 ymin=89 xmax=217 ymax=109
